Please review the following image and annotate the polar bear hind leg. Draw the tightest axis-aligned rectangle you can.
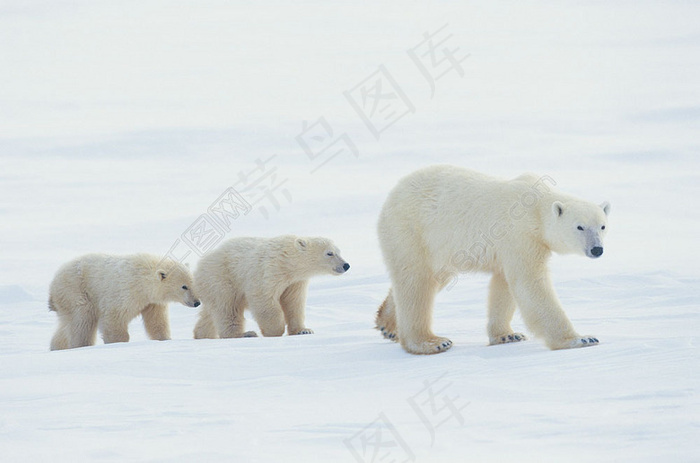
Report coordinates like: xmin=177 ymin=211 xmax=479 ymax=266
xmin=375 ymin=289 xmax=398 ymax=342
xmin=392 ymin=270 xmax=452 ymax=355
xmin=487 ymin=272 xmax=528 ymax=345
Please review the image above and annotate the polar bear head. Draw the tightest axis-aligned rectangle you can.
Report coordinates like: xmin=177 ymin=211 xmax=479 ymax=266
xmin=294 ymin=237 xmax=350 ymax=276
xmin=156 ymin=262 xmax=201 ymax=307
xmin=544 ymin=200 xmax=610 ymax=258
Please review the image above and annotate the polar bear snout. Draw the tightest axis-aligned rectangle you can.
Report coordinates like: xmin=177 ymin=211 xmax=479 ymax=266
xmin=335 ymin=262 xmax=350 ymax=273
xmin=590 ymin=246 xmax=603 ymax=258
xmin=183 ymin=297 xmax=200 ymax=308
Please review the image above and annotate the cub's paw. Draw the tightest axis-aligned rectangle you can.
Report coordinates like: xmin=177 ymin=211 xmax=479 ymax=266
xmin=378 ymin=326 xmax=398 ymax=342
xmin=292 ymin=328 xmax=314 ymax=335
xmin=242 ymin=331 xmax=258 ymax=338
xmin=403 ymin=336 xmax=453 ymax=355
xmin=489 ymin=333 xmax=528 ymax=345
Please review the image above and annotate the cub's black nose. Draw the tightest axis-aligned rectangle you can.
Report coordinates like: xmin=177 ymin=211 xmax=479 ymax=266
xmin=343 ymin=263 xmax=350 ymax=271
xmin=591 ymin=247 xmax=603 ymax=257
xmin=194 ymin=301 xmax=201 ymax=307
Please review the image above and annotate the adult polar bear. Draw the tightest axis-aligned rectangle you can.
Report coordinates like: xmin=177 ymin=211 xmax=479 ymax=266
xmin=376 ymin=165 xmax=610 ymax=355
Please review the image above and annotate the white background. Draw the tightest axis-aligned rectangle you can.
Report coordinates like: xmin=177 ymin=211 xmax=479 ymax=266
xmin=1 ymin=1 xmax=698 ymax=461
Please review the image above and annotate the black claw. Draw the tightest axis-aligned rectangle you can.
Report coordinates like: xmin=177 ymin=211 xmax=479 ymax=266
xmin=501 ymin=336 xmax=506 ymax=342
xmin=514 ymin=335 xmax=521 ymax=340
xmin=593 ymin=338 xmax=599 ymax=343
xmin=581 ymin=339 xmax=588 ymax=344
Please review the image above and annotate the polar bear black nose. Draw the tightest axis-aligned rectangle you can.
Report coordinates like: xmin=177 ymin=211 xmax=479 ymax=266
xmin=194 ymin=301 xmax=201 ymax=307
xmin=591 ymin=247 xmax=603 ymax=257
xmin=343 ymin=263 xmax=350 ymax=271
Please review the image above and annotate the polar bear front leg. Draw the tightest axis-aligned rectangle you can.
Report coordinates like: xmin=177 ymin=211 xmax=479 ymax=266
xmin=393 ymin=273 xmax=452 ymax=355
xmin=280 ymin=281 xmax=313 ymax=335
xmin=100 ymin=312 xmax=130 ymax=344
xmin=142 ymin=303 xmax=171 ymax=341
xmin=249 ymin=294 xmax=286 ymax=337
xmin=505 ymin=266 xmax=597 ymax=350
xmin=487 ymin=273 xmax=527 ymax=345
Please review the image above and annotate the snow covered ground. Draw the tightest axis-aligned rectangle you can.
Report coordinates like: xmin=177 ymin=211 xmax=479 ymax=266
xmin=1 ymin=1 xmax=699 ymax=461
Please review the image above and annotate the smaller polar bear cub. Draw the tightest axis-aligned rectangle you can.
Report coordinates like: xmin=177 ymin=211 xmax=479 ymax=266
xmin=193 ymin=235 xmax=350 ymax=339
xmin=49 ymin=253 xmax=200 ymax=350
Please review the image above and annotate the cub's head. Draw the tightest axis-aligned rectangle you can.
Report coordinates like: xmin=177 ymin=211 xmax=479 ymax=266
xmin=294 ymin=237 xmax=350 ymax=276
xmin=156 ymin=262 xmax=200 ymax=307
xmin=544 ymin=200 xmax=610 ymax=258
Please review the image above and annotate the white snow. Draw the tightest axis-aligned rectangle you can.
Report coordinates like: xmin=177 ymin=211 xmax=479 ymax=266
xmin=1 ymin=1 xmax=699 ymax=462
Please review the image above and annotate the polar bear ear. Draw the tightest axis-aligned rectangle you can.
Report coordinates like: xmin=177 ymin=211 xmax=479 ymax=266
xmin=157 ymin=270 xmax=167 ymax=280
xmin=600 ymin=201 xmax=611 ymax=216
xmin=295 ymin=238 xmax=308 ymax=251
xmin=552 ymin=201 xmax=564 ymax=217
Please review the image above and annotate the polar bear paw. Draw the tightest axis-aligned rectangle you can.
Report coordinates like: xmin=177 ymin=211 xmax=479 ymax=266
xmin=403 ymin=336 xmax=453 ymax=355
xmin=489 ymin=332 xmax=528 ymax=345
xmin=551 ymin=335 xmax=599 ymax=349
xmin=378 ymin=326 xmax=398 ymax=342
xmin=292 ymin=328 xmax=314 ymax=335
xmin=570 ymin=336 xmax=599 ymax=348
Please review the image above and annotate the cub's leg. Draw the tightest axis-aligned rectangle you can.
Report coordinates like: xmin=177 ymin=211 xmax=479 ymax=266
xmin=248 ymin=293 xmax=286 ymax=337
xmin=100 ymin=309 xmax=130 ymax=344
xmin=280 ymin=281 xmax=313 ymax=335
xmin=142 ymin=303 xmax=171 ymax=341
xmin=66 ymin=302 xmax=99 ymax=349
xmin=50 ymin=314 xmax=70 ymax=351
xmin=487 ymin=273 xmax=527 ymax=345
xmin=212 ymin=293 xmax=256 ymax=338
xmin=194 ymin=307 xmax=217 ymax=339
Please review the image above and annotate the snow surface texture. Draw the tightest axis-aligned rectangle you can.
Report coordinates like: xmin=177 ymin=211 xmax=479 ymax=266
xmin=1 ymin=1 xmax=699 ymax=462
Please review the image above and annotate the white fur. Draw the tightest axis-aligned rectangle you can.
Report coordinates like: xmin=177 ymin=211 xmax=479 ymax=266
xmin=376 ymin=165 xmax=610 ymax=354
xmin=193 ymin=235 xmax=349 ymax=339
xmin=49 ymin=253 xmax=199 ymax=350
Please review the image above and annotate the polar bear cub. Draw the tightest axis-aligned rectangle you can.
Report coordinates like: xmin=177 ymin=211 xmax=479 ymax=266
xmin=376 ymin=165 xmax=610 ymax=354
xmin=49 ymin=253 xmax=200 ymax=350
xmin=193 ymin=235 xmax=350 ymax=339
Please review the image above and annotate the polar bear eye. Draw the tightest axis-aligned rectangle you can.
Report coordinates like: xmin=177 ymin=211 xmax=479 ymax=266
xmin=182 ymin=285 xmax=188 ymax=290
xmin=601 ymin=225 xmax=606 ymax=230
xmin=326 ymin=252 xmax=334 ymax=257
xmin=577 ymin=226 xmax=584 ymax=231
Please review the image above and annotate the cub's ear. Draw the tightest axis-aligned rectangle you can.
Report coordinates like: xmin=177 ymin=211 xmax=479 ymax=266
xmin=157 ymin=270 xmax=167 ymax=280
xmin=552 ymin=201 xmax=564 ymax=217
xmin=600 ymin=201 xmax=611 ymax=216
xmin=295 ymin=238 xmax=308 ymax=251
